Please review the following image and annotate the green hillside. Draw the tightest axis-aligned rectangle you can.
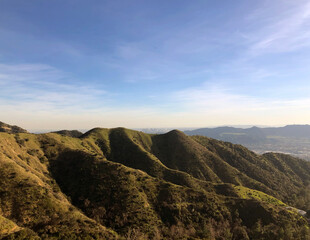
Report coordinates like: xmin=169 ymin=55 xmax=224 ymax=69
xmin=0 ymin=124 xmax=310 ymax=239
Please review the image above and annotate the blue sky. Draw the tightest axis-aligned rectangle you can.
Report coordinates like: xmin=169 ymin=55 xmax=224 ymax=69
xmin=1 ymin=0 xmax=310 ymax=130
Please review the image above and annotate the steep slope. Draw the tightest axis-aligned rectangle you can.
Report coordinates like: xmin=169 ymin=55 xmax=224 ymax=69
xmin=150 ymin=130 xmax=270 ymax=194
xmin=192 ymin=136 xmax=310 ymax=209
xmin=81 ymin=128 xmax=310 ymax=209
xmin=0 ymin=126 xmax=310 ymax=239
xmin=263 ymin=152 xmax=310 ymax=208
xmin=0 ymin=132 xmax=118 ymax=239
xmin=81 ymin=128 xmax=216 ymax=191
xmin=50 ymin=149 xmax=230 ymax=239
xmin=48 ymin=148 xmax=309 ymax=239
xmin=0 ymin=214 xmax=39 ymax=239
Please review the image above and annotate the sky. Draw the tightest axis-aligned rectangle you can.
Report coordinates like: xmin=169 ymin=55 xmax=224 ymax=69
xmin=1 ymin=0 xmax=310 ymax=131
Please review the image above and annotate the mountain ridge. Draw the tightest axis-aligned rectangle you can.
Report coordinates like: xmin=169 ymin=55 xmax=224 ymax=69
xmin=0 ymin=121 xmax=28 ymax=134
xmin=0 ymin=122 xmax=310 ymax=239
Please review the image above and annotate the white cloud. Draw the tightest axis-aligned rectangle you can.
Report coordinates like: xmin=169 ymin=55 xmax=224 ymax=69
xmin=171 ymin=82 xmax=310 ymax=126
xmin=2 ymin=75 xmax=310 ymax=130
xmin=0 ymin=63 xmax=107 ymax=112
xmin=247 ymin=0 xmax=310 ymax=54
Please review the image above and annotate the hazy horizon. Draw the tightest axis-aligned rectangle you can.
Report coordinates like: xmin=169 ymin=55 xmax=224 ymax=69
xmin=11 ymin=123 xmax=308 ymax=134
xmin=1 ymin=0 xmax=310 ymax=129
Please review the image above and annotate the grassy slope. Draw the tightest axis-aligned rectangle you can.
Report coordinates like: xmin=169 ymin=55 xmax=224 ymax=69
xmin=0 ymin=133 xmax=118 ymax=240
xmin=0 ymin=214 xmax=40 ymax=239
xmin=82 ymin=128 xmax=215 ymax=192
xmin=151 ymin=131 xmax=272 ymax=193
xmin=79 ymin=128 xmax=310 ymax=238
xmin=49 ymin=147 xmax=308 ymax=239
xmin=86 ymin=128 xmax=310 ymax=209
xmin=192 ymin=135 xmax=310 ymax=208
xmin=0 ymin=128 xmax=310 ymax=239
xmin=50 ymin=149 xmax=229 ymax=239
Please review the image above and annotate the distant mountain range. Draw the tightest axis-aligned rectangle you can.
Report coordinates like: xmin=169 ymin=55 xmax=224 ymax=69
xmin=185 ymin=125 xmax=310 ymax=160
xmin=1 ymin=121 xmax=310 ymax=239
xmin=185 ymin=125 xmax=310 ymax=142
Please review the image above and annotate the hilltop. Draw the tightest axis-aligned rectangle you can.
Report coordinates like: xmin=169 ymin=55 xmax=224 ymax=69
xmin=51 ymin=130 xmax=83 ymax=138
xmin=0 ymin=121 xmax=28 ymax=134
xmin=0 ymin=122 xmax=310 ymax=239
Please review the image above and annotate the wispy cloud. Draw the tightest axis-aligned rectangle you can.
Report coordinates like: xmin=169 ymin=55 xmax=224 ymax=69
xmin=247 ymin=0 xmax=310 ymax=54
xmin=173 ymin=83 xmax=260 ymax=112
xmin=172 ymin=82 xmax=310 ymax=124
xmin=0 ymin=63 xmax=107 ymax=112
